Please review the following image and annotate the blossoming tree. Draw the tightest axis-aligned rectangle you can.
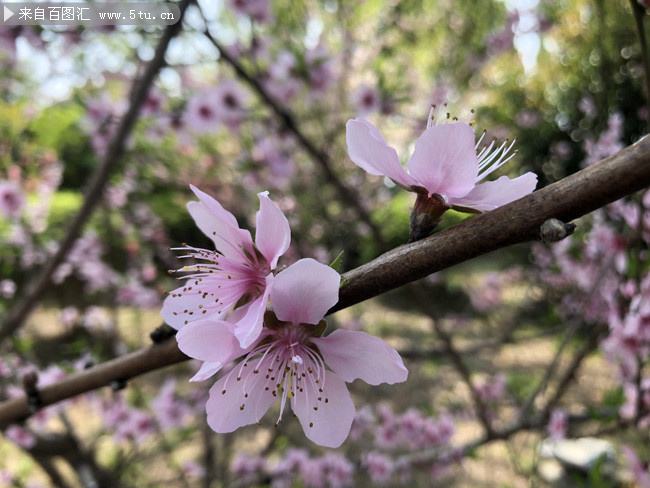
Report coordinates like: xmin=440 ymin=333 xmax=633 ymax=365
xmin=1 ymin=0 xmax=650 ymax=486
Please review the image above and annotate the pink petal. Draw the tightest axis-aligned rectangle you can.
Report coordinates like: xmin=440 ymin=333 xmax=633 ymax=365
xmin=270 ymin=258 xmax=340 ymax=325
xmin=449 ymin=172 xmax=538 ymax=212
xmin=232 ymin=274 xmax=274 ymax=348
xmin=206 ymin=359 xmax=277 ymax=433
xmin=161 ymin=286 xmax=217 ymax=330
xmin=255 ymin=192 xmax=290 ymax=269
xmin=176 ymin=320 xmax=244 ymax=364
xmin=406 ymin=122 xmax=479 ymax=198
xmin=187 ymin=186 xmax=253 ymax=260
xmin=346 ymin=119 xmax=419 ymax=189
xmin=190 ymin=361 xmax=223 ymax=382
xmin=312 ymin=330 xmax=408 ymax=385
xmin=292 ymin=370 xmax=355 ymax=448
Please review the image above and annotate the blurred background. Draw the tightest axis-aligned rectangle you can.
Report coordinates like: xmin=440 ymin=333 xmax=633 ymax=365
xmin=0 ymin=0 xmax=649 ymax=486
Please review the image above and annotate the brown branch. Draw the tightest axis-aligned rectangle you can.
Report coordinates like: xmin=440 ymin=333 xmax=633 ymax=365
xmin=0 ymin=0 xmax=191 ymax=344
xmin=410 ymin=285 xmax=494 ymax=436
xmin=0 ymin=136 xmax=650 ymax=428
xmin=0 ymin=339 xmax=187 ymax=428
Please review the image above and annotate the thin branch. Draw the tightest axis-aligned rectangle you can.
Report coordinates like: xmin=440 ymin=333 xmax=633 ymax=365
xmin=0 ymin=136 xmax=650 ymax=427
xmin=630 ymin=0 xmax=650 ymax=132
xmin=0 ymin=0 xmax=191 ymax=344
xmin=410 ymin=285 xmax=494 ymax=436
xmin=0 ymin=339 xmax=187 ymax=428
xmin=539 ymin=322 xmax=608 ymax=419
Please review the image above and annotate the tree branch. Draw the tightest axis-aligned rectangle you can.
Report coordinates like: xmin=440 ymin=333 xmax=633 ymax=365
xmin=0 ymin=0 xmax=191 ymax=344
xmin=0 ymin=339 xmax=187 ymax=428
xmin=330 ymin=134 xmax=650 ymax=312
xmin=0 ymin=136 xmax=649 ymax=428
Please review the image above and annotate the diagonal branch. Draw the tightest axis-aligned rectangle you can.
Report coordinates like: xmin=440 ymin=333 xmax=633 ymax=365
xmin=0 ymin=135 xmax=650 ymax=428
xmin=0 ymin=0 xmax=191 ymax=345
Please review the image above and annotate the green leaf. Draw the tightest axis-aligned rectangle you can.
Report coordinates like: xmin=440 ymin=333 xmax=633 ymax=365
xmin=329 ymin=250 xmax=344 ymax=272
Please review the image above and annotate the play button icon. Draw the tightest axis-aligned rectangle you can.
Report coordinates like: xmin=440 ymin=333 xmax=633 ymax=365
xmin=4 ymin=6 xmax=14 ymax=22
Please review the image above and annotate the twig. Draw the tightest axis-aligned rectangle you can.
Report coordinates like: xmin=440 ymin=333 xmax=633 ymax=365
xmin=539 ymin=322 xmax=608 ymax=419
xmin=0 ymin=0 xmax=192 ymax=344
xmin=0 ymin=339 xmax=187 ymax=428
xmin=410 ymin=285 xmax=494 ymax=436
xmin=630 ymin=0 xmax=650 ymax=132
xmin=0 ymin=137 xmax=650 ymax=427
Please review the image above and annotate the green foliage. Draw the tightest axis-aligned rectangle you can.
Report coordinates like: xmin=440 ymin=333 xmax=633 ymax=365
xmin=47 ymin=190 xmax=83 ymax=233
xmin=506 ymin=370 xmax=538 ymax=402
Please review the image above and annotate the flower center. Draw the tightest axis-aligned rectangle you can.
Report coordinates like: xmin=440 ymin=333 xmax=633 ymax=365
xmin=220 ymin=327 xmax=329 ymax=428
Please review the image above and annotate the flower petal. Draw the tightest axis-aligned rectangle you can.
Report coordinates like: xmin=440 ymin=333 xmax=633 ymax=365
xmin=270 ymin=258 xmax=340 ymax=325
xmin=346 ymin=119 xmax=419 ymax=188
xmin=292 ymin=370 xmax=355 ymax=448
xmin=161 ymin=286 xmax=220 ymax=330
xmin=312 ymin=330 xmax=408 ymax=385
xmin=189 ymin=361 xmax=223 ymax=382
xmin=449 ymin=172 xmax=538 ymax=212
xmin=406 ymin=122 xmax=479 ymax=198
xmin=206 ymin=363 xmax=277 ymax=433
xmin=232 ymin=274 xmax=274 ymax=348
xmin=176 ymin=320 xmax=244 ymax=364
xmin=255 ymin=192 xmax=290 ymax=269
xmin=187 ymin=186 xmax=253 ymax=259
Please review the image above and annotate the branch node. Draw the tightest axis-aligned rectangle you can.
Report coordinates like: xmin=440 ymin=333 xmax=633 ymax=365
xmin=110 ymin=379 xmax=127 ymax=392
xmin=149 ymin=323 xmax=177 ymax=344
xmin=22 ymin=370 xmax=42 ymax=412
xmin=540 ymin=218 xmax=576 ymax=243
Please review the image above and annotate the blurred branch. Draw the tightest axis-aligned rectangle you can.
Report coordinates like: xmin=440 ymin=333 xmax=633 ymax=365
xmin=25 ymin=429 xmax=135 ymax=488
xmin=1 ymin=136 xmax=650 ymax=427
xmin=630 ymin=0 xmax=650 ymax=132
xmin=198 ymin=21 xmax=388 ymax=249
xmin=410 ymin=285 xmax=494 ymax=436
xmin=539 ymin=322 xmax=608 ymax=419
xmin=0 ymin=0 xmax=191 ymax=345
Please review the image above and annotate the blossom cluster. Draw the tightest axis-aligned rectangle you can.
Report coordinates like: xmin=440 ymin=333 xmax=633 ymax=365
xmin=162 ymin=186 xmax=408 ymax=447
xmin=226 ymin=404 xmax=461 ymax=486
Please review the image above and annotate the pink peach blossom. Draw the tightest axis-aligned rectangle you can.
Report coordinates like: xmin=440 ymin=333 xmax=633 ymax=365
xmin=162 ymin=186 xmax=290 ymax=350
xmin=346 ymin=111 xmax=537 ymax=214
xmin=0 ymin=181 xmax=24 ymax=219
xmin=176 ymin=258 xmax=408 ymax=447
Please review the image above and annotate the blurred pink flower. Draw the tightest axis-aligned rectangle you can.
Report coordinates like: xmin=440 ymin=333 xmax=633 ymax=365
xmin=5 ymin=425 xmax=36 ymax=449
xmin=229 ymin=0 xmax=272 ymax=23
xmin=621 ymin=445 xmax=650 ymax=488
xmin=162 ymin=186 xmax=290 ymax=351
xmin=0 ymin=279 xmax=16 ymax=299
xmin=212 ymin=80 xmax=249 ymax=132
xmin=350 ymin=84 xmax=381 ymax=115
xmin=177 ymin=258 xmax=408 ymax=447
xmin=0 ymin=181 xmax=25 ymax=219
xmin=362 ymin=451 xmax=394 ymax=483
xmin=547 ymin=408 xmax=567 ymax=440
xmin=185 ymin=89 xmax=222 ymax=134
